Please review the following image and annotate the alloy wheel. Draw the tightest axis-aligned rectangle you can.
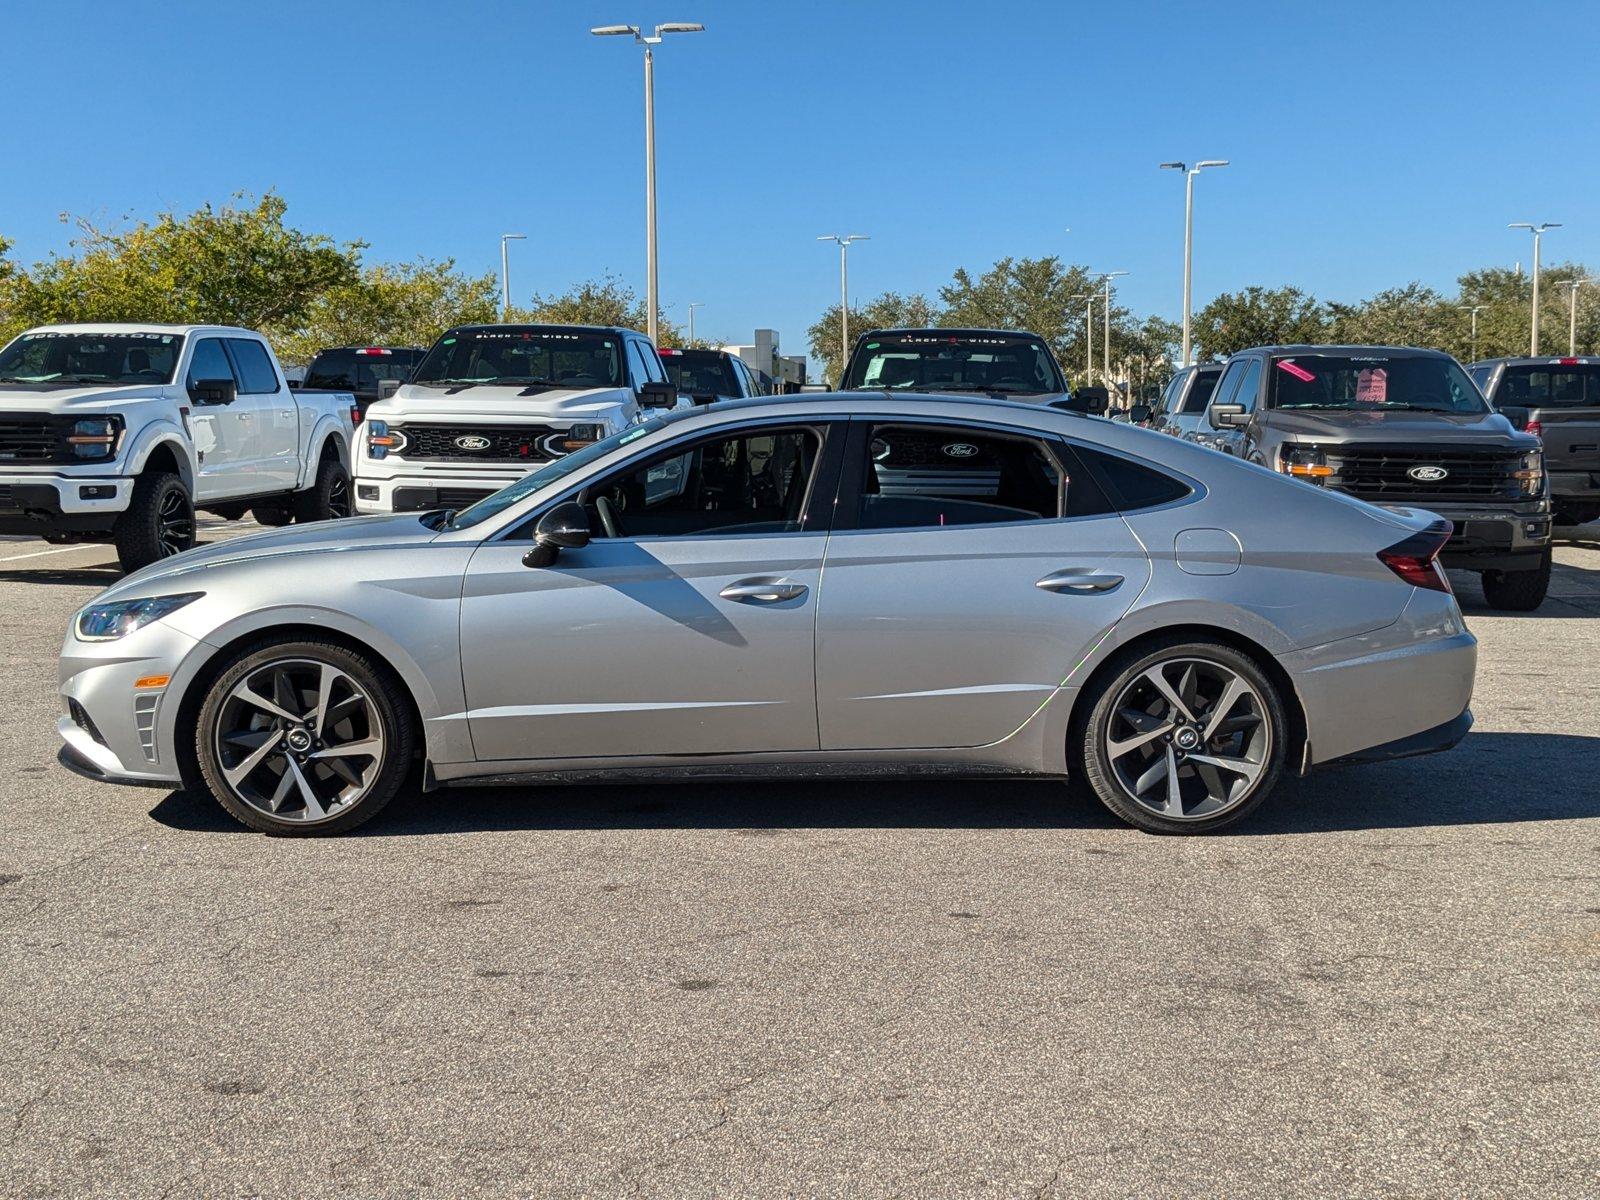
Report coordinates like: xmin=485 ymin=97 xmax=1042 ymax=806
xmin=212 ymin=657 xmax=386 ymax=824
xmin=1103 ymin=656 xmax=1271 ymax=822
xmin=327 ymin=474 xmax=352 ymax=519
xmin=157 ymin=489 xmax=194 ymax=557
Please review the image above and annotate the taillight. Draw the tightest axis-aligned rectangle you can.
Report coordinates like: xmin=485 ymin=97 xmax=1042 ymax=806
xmin=350 ymin=405 xmax=362 ymax=426
xmin=1525 ymin=418 xmax=1543 ymax=439
xmin=1378 ymin=521 xmax=1453 ymax=593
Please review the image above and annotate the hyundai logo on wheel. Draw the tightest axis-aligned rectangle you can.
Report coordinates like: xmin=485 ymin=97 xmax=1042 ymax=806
xmin=942 ymin=442 xmax=979 ymax=458
xmin=454 ymin=435 xmax=492 ymax=452
xmin=1407 ymin=465 xmax=1449 ymax=482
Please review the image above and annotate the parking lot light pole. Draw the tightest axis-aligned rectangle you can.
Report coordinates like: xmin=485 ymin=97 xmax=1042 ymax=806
xmin=1509 ymin=222 xmax=1561 ymax=355
xmin=818 ymin=234 xmax=868 ymax=378
xmin=1097 ymin=271 xmax=1128 ymax=387
xmin=1564 ymin=279 xmax=1595 ymax=355
xmin=1459 ymin=304 xmax=1486 ymax=363
xmin=1160 ymin=160 xmax=1228 ymax=367
xmin=1069 ymin=293 xmax=1095 ymax=383
xmin=687 ymin=301 xmax=703 ymax=346
xmin=499 ymin=234 xmax=526 ymax=319
xmin=591 ymin=22 xmax=705 ymax=344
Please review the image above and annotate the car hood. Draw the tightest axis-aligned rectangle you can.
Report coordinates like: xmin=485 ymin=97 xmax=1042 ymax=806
xmin=96 ymin=514 xmax=439 ymax=601
xmin=1264 ymin=408 xmax=1533 ymax=447
xmin=0 ymin=383 xmax=172 ymax=410
xmin=370 ymin=383 xmax=636 ymax=423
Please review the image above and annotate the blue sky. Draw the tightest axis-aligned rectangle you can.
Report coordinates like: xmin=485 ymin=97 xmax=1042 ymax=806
xmin=2 ymin=0 xmax=1594 ymax=360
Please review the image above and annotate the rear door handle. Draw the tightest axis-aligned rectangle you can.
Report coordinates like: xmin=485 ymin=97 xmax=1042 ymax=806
xmin=719 ymin=578 xmax=808 ymax=603
xmin=1036 ymin=569 xmax=1124 ymax=593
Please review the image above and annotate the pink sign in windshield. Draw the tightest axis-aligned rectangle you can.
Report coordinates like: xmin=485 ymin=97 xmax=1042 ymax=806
xmin=1356 ymin=368 xmax=1388 ymax=403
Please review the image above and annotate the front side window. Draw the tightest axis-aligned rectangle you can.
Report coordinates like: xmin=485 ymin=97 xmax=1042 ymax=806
xmin=1495 ymin=363 xmax=1600 ymax=408
xmin=1181 ymin=370 xmax=1222 ymax=414
xmin=1269 ymin=353 xmax=1487 ymax=414
xmin=854 ymin=424 xmax=1070 ymax=529
xmin=843 ymin=333 xmax=1066 ymax=395
xmin=226 ymin=339 xmax=281 ymax=394
xmin=187 ymin=339 xmax=237 ymax=388
xmin=1230 ymin=359 xmax=1264 ymax=413
xmin=0 ymin=331 xmax=184 ymax=387
xmin=411 ymin=327 xmax=624 ymax=391
xmin=583 ymin=425 xmax=824 ymax=538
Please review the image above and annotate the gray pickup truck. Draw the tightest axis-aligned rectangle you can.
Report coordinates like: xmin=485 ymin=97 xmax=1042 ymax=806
xmin=1200 ymin=344 xmax=1551 ymax=610
xmin=1469 ymin=356 xmax=1600 ymax=527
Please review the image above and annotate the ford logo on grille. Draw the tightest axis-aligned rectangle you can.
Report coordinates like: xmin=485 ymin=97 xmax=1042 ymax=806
xmin=1407 ymin=465 xmax=1449 ymax=482
xmin=942 ymin=442 xmax=980 ymax=459
xmin=454 ymin=435 xmax=492 ymax=452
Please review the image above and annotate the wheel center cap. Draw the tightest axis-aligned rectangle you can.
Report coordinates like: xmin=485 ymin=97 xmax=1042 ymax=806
xmin=1174 ymin=727 xmax=1201 ymax=751
xmin=285 ymin=728 xmax=313 ymax=753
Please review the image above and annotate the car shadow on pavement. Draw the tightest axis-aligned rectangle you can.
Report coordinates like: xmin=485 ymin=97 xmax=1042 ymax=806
xmin=0 ymin=567 xmax=123 ymax=588
xmin=146 ymin=731 xmax=1600 ymax=837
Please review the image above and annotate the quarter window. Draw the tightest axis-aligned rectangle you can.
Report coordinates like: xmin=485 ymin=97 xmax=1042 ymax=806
xmin=853 ymin=424 xmax=1070 ymax=529
xmin=226 ymin=338 xmax=280 ymax=394
xmin=1074 ymin=445 xmax=1192 ymax=511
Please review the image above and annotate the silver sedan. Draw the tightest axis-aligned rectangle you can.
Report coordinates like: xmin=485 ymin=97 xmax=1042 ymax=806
xmin=57 ymin=393 xmax=1477 ymax=836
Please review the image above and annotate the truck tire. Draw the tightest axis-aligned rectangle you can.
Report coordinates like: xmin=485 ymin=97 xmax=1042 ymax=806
xmin=1480 ymin=547 xmax=1551 ymax=612
xmin=114 ymin=471 xmax=195 ymax=572
xmin=1554 ymin=502 xmax=1600 ymax=527
xmin=291 ymin=455 xmax=352 ymax=524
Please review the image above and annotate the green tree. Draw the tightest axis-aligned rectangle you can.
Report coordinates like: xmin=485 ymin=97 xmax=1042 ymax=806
xmin=1327 ymin=283 xmax=1456 ymax=351
xmin=806 ymin=291 xmax=941 ymax=383
xmin=1456 ymin=262 xmax=1600 ymax=359
xmin=513 ymin=275 xmax=683 ymax=346
xmin=1193 ymin=286 xmax=1328 ymax=359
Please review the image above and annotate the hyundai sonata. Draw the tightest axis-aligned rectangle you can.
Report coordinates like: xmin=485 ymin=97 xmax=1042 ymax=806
xmin=57 ymin=393 xmax=1477 ymax=835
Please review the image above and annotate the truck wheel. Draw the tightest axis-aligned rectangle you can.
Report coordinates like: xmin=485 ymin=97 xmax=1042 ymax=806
xmin=113 ymin=472 xmax=194 ymax=572
xmin=251 ymin=504 xmax=293 ymax=527
xmin=1480 ymin=547 xmax=1551 ymax=612
xmin=1554 ymin=502 xmax=1599 ymax=527
xmin=292 ymin=456 xmax=352 ymax=523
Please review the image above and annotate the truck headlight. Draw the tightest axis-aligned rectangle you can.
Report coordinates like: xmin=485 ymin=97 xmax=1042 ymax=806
xmin=66 ymin=415 xmax=124 ymax=461
xmin=75 ymin=593 xmax=203 ymax=642
xmin=540 ymin=423 xmax=606 ymax=457
xmin=1513 ymin=450 xmax=1544 ymax=497
xmin=367 ymin=420 xmax=407 ymax=459
xmin=1278 ymin=445 xmax=1332 ymax=484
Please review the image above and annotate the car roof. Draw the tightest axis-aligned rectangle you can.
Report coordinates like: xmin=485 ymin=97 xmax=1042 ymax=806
xmin=1234 ymin=344 xmax=1455 ymax=359
xmin=857 ymin=327 xmax=1050 ymax=340
xmin=1469 ymin=355 xmax=1600 ymax=367
xmin=694 ymin=390 xmax=1090 ymax=422
xmin=444 ymin=323 xmax=638 ymax=336
xmin=23 ymin=322 xmax=266 ymax=337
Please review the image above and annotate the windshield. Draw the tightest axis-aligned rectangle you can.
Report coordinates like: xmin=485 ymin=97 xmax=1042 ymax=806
xmin=1494 ymin=363 xmax=1600 ymax=408
xmin=662 ymin=351 xmax=739 ymax=397
xmin=411 ymin=327 xmax=624 ymax=390
xmin=842 ymin=332 xmax=1066 ymax=394
xmin=305 ymin=348 xmax=422 ymax=391
xmin=1269 ymin=354 xmax=1487 ymax=414
xmin=445 ymin=413 xmax=685 ymax=531
xmin=0 ymin=331 xmax=185 ymax=386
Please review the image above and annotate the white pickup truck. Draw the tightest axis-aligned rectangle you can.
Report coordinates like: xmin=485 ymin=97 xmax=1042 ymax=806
xmin=0 ymin=324 xmax=356 ymax=571
xmin=354 ymin=323 xmax=684 ymax=515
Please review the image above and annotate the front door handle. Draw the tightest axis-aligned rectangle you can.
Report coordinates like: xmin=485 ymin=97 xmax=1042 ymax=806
xmin=719 ymin=578 xmax=808 ymax=603
xmin=1036 ymin=569 xmax=1124 ymax=594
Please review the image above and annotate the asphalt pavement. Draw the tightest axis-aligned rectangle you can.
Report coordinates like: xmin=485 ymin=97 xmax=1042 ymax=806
xmin=2 ymin=519 xmax=1597 ymax=1198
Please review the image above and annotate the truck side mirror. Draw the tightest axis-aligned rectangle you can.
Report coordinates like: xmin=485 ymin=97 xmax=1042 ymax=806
xmin=523 ymin=501 xmax=591 ymax=568
xmin=1129 ymin=403 xmax=1153 ymax=425
xmin=1208 ymin=403 xmax=1247 ymax=429
xmin=188 ymin=378 xmax=236 ymax=406
xmin=639 ymin=381 xmax=678 ymax=409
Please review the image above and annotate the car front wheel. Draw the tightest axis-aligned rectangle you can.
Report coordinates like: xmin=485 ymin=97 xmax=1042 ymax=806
xmin=1076 ymin=638 xmax=1286 ymax=834
xmin=195 ymin=638 xmax=414 ymax=835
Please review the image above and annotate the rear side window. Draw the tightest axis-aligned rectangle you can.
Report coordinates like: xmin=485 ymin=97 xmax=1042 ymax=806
xmin=226 ymin=339 xmax=280 ymax=394
xmin=1074 ymin=445 xmax=1193 ymax=511
xmin=1181 ymin=371 xmax=1221 ymax=413
xmin=855 ymin=424 xmax=1069 ymax=528
xmin=1496 ymin=364 xmax=1600 ymax=407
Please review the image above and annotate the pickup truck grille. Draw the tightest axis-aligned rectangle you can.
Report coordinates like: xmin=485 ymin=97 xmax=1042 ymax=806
xmin=398 ymin=423 xmax=555 ymax=462
xmin=1326 ymin=445 xmax=1528 ymax=501
xmin=0 ymin=416 xmax=67 ymax=463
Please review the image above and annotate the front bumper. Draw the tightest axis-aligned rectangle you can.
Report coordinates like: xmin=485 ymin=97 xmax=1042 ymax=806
xmin=1373 ymin=500 xmax=1551 ymax=572
xmin=0 ymin=473 xmax=132 ymax=536
xmin=1549 ymin=469 xmax=1600 ymax=500
xmin=353 ymin=466 xmax=531 ymax=515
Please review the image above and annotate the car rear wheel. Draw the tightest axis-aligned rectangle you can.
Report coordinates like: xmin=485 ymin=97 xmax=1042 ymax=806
xmin=195 ymin=639 xmax=414 ymax=836
xmin=1076 ymin=639 xmax=1286 ymax=834
xmin=1480 ymin=547 xmax=1551 ymax=612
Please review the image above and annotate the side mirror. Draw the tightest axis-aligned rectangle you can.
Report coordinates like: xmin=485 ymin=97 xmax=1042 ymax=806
xmin=188 ymin=377 xmax=236 ymax=406
xmin=1208 ymin=402 xmax=1247 ymax=429
xmin=378 ymin=379 xmax=401 ymax=401
xmin=522 ymin=501 xmax=591 ymax=568
xmin=639 ymin=381 xmax=679 ymax=409
xmin=1129 ymin=403 xmax=1153 ymax=425
xmin=287 ymin=379 xmax=302 ymax=390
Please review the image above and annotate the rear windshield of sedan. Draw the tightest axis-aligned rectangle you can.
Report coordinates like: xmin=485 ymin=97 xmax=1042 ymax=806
xmin=0 ymin=331 xmax=184 ymax=386
xmin=1269 ymin=354 xmax=1486 ymax=414
xmin=411 ymin=328 xmax=624 ymax=390
xmin=843 ymin=333 xmax=1065 ymax=394
xmin=662 ymin=350 xmax=739 ymax=397
xmin=1494 ymin=363 xmax=1600 ymax=408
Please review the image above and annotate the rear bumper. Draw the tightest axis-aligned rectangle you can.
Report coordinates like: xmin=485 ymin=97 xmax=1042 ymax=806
xmin=1324 ymin=708 xmax=1472 ymax=766
xmin=1549 ymin=469 xmax=1600 ymax=499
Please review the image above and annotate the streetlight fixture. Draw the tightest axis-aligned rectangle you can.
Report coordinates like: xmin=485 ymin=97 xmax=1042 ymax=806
xmin=1508 ymin=221 xmax=1561 ymax=355
xmin=1459 ymin=304 xmax=1487 ymax=363
xmin=687 ymin=301 xmax=704 ymax=346
xmin=1159 ymin=159 xmax=1229 ymax=366
xmin=1562 ymin=278 xmax=1596 ymax=356
xmin=818 ymin=234 xmax=869 ymax=377
xmin=1069 ymin=293 xmax=1096 ymax=382
xmin=499 ymin=233 xmax=526 ymax=319
xmin=591 ymin=21 xmax=706 ymax=343
xmin=1097 ymin=271 xmax=1129 ymax=388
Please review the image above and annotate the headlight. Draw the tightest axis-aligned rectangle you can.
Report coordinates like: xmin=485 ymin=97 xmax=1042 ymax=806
xmin=1513 ymin=449 xmax=1544 ymax=497
xmin=367 ymin=420 xmax=407 ymax=459
xmin=67 ymin=415 xmax=124 ymax=461
xmin=1278 ymin=445 xmax=1332 ymax=484
xmin=75 ymin=593 xmax=203 ymax=642
xmin=540 ymin=423 xmax=606 ymax=457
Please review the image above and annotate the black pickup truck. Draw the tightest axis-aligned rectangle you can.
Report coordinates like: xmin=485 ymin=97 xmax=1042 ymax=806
xmin=1200 ymin=345 xmax=1552 ymax=610
xmin=1469 ymin=356 xmax=1600 ymax=527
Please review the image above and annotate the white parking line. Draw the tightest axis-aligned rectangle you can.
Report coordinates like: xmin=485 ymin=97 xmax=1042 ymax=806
xmin=0 ymin=544 xmax=96 ymax=563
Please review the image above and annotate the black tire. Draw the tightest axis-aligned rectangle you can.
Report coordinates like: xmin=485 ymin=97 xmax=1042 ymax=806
xmin=1074 ymin=637 xmax=1287 ymax=835
xmin=113 ymin=471 xmax=194 ymax=572
xmin=1480 ymin=547 xmax=1551 ymax=612
xmin=250 ymin=504 xmax=293 ymax=527
xmin=292 ymin=454 xmax=352 ymax=524
xmin=195 ymin=637 xmax=415 ymax=836
xmin=1554 ymin=503 xmax=1599 ymax=527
